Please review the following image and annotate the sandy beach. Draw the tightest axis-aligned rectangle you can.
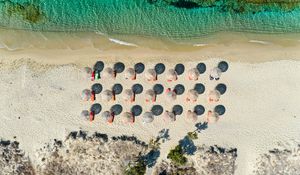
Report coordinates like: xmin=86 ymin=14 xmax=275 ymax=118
xmin=0 ymin=37 xmax=300 ymax=174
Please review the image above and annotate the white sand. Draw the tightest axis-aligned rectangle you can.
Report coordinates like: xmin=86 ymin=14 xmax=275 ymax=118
xmin=0 ymin=44 xmax=300 ymax=174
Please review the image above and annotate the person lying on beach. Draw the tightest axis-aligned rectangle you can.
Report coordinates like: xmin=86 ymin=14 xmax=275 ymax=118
xmin=206 ymin=110 xmax=219 ymax=123
xmin=145 ymin=68 xmax=157 ymax=81
xmin=163 ymin=110 xmax=176 ymax=122
xmin=210 ymin=67 xmax=222 ymax=80
xmin=166 ymin=69 xmax=178 ymax=82
xmin=122 ymin=112 xmax=135 ymax=123
xmin=102 ymin=111 xmax=114 ymax=123
xmin=123 ymin=89 xmax=134 ymax=102
xmin=186 ymin=89 xmax=198 ymax=102
xmin=208 ymin=90 xmax=221 ymax=102
xmin=166 ymin=88 xmax=177 ymax=101
xmin=187 ymin=68 xmax=200 ymax=80
xmin=186 ymin=110 xmax=198 ymax=122
xmin=125 ymin=68 xmax=136 ymax=80
xmin=145 ymin=89 xmax=156 ymax=102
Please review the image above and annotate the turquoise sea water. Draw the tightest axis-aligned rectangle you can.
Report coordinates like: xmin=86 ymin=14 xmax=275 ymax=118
xmin=1 ymin=0 xmax=300 ymax=41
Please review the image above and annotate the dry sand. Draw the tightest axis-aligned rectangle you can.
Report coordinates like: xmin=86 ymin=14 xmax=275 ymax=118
xmin=0 ymin=39 xmax=300 ymax=175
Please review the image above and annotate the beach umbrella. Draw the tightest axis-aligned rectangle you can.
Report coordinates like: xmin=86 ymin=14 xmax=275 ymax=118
xmin=110 ymin=104 xmax=123 ymax=115
xmin=125 ymin=68 xmax=136 ymax=80
xmin=145 ymin=89 xmax=155 ymax=102
xmin=197 ymin=63 xmax=206 ymax=74
xmin=166 ymin=88 xmax=177 ymax=101
xmin=145 ymin=69 xmax=157 ymax=81
xmin=215 ymin=83 xmax=227 ymax=95
xmin=113 ymin=62 xmax=125 ymax=74
xmin=218 ymin=61 xmax=229 ymax=72
xmin=151 ymin=105 xmax=164 ymax=116
xmin=134 ymin=62 xmax=145 ymax=74
xmin=101 ymin=90 xmax=113 ymax=101
xmin=172 ymin=105 xmax=183 ymax=115
xmin=142 ymin=112 xmax=154 ymax=123
xmin=102 ymin=67 xmax=114 ymax=78
xmin=81 ymin=110 xmax=89 ymax=120
xmin=194 ymin=83 xmax=205 ymax=94
xmin=112 ymin=84 xmax=123 ymax=95
xmin=81 ymin=89 xmax=91 ymax=101
xmin=206 ymin=110 xmax=219 ymax=123
xmin=131 ymin=105 xmax=143 ymax=117
xmin=123 ymin=89 xmax=134 ymax=102
xmin=188 ymin=68 xmax=200 ymax=80
xmin=174 ymin=84 xmax=185 ymax=95
xmin=91 ymin=83 xmax=102 ymax=94
xmin=186 ymin=110 xmax=197 ymax=122
xmin=154 ymin=63 xmax=165 ymax=75
xmin=132 ymin=84 xmax=143 ymax=94
xmin=94 ymin=61 xmax=104 ymax=72
xmin=187 ymin=89 xmax=198 ymax=102
xmin=208 ymin=90 xmax=221 ymax=102
xmin=166 ymin=69 xmax=178 ymax=82
xmin=210 ymin=67 xmax=222 ymax=80
xmin=163 ymin=110 xmax=176 ymax=122
xmin=153 ymin=84 xmax=164 ymax=94
xmin=194 ymin=105 xmax=205 ymax=116
xmin=91 ymin=103 xmax=102 ymax=115
xmin=214 ymin=105 xmax=226 ymax=116
xmin=175 ymin=63 xmax=185 ymax=75
xmin=122 ymin=112 xmax=134 ymax=123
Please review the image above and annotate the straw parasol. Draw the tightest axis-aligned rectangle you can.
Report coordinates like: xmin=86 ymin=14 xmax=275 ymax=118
xmin=175 ymin=63 xmax=185 ymax=75
xmin=214 ymin=105 xmax=226 ymax=116
xmin=218 ymin=61 xmax=229 ymax=72
xmin=94 ymin=61 xmax=104 ymax=72
xmin=125 ymin=68 xmax=136 ymax=80
xmin=172 ymin=105 xmax=183 ymax=115
xmin=91 ymin=103 xmax=102 ymax=115
xmin=186 ymin=89 xmax=198 ymax=102
xmin=194 ymin=105 xmax=205 ymax=116
xmin=194 ymin=83 xmax=205 ymax=94
xmin=142 ymin=112 xmax=154 ymax=123
xmin=145 ymin=89 xmax=155 ymax=102
xmin=131 ymin=105 xmax=143 ymax=117
xmin=208 ymin=90 xmax=221 ymax=102
xmin=210 ymin=67 xmax=222 ymax=80
xmin=81 ymin=110 xmax=89 ymax=120
xmin=145 ymin=69 xmax=157 ymax=81
xmin=154 ymin=63 xmax=166 ymax=75
xmin=134 ymin=62 xmax=145 ymax=74
xmin=174 ymin=84 xmax=185 ymax=95
xmin=123 ymin=89 xmax=134 ymax=102
xmin=110 ymin=104 xmax=123 ymax=115
xmin=102 ymin=67 xmax=114 ymax=79
xmin=91 ymin=83 xmax=102 ymax=94
xmin=122 ymin=112 xmax=134 ymax=123
xmin=186 ymin=110 xmax=197 ymax=122
xmin=151 ymin=105 xmax=164 ymax=116
xmin=188 ymin=68 xmax=200 ymax=80
xmin=215 ymin=83 xmax=227 ymax=95
xmin=163 ymin=110 xmax=176 ymax=122
xmin=166 ymin=69 xmax=178 ymax=82
xmin=206 ymin=110 xmax=219 ymax=123
xmin=81 ymin=89 xmax=91 ymax=101
xmin=113 ymin=62 xmax=125 ymax=74
xmin=166 ymin=88 xmax=176 ymax=101
xmin=101 ymin=90 xmax=113 ymax=101
xmin=153 ymin=84 xmax=164 ymax=94
xmin=197 ymin=62 xmax=206 ymax=74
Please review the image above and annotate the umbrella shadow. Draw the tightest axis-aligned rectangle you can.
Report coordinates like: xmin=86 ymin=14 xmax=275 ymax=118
xmin=195 ymin=122 xmax=208 ymax=133
xmin=157 ymin=129 xmax=170 ymax=143
xmin=142 ymin=149 xmax=160 ymax=168
xmin=179 ymin=136 xmax=197 ymax=155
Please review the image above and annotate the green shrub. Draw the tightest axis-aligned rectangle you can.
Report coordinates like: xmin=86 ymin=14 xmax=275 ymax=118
xmin=125 ymin=160 xmax=146 ymax=175
xmin=167 ymin=145 xmax=187 ymax=166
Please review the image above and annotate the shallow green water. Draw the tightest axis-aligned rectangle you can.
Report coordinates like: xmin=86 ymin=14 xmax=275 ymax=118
xmin=1 ymin=0 xmax=300 ymax=41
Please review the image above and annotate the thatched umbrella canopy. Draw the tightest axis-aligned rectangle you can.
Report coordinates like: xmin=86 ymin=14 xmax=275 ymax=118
xmin=125 ymin=68 xmax=136 ymax=80
xmin=210 ymin=67 xmax=222 ymax=80
xmin=91 ymin=83 xmax=102 ymax=94
xmin=186 ymin=110 xmax=197 ymax=122
xmin=166 ymin=69 xmax=177 ymax=82
xmin=94 ymin=61 xmax=104 ymax=72
xmin=102 ymin=67 xmax=114 ymax=79
xmin=218 ymin=61 xmax=229 ymax=72
xmin=122 ymin=112 xmax=134 ymax=123
xmin=123 ymin=89 xmax=134 ymax=102
xmin=187 ymin=89 xmax=198 ymax=102
xmin=90 ymin=103 xmax=102 ymax=115
xmin=101 ymin=90 xmax=113 ymax=101
xmin=194 ymin=83 xmax=205 ymax=94
xmin=145 ymin=89 xmax=155 ymax=102
xmin=174 ymin=84 xmax=185 ymax=95
xmin=153 ymin=84 xmax=164 ymax=94
xmin=151 ymin=105 xmax=164 ymax=116
xmin=197 ymin=63 xmax=206 ymax=74
xmin=132 ymin=84 xmax=143 ymax=94
xmin=215 ymin=83 xmax=227 ymax=95
xmin=145 ymin=69 xmax=157 ymax=81
xmin=81 ymin=110 xmax=89 ymax=120
xmin=163 ymin=110 xmax=176 ymax=122
xmin=208 ymin=90 xmax=221 ymax=102
xmin=154 ymin=63 xmax=165 ymax=75
xmin=110 ymin=104 xmax=123 ymax=115
xmin=112 ymin=84 xmax=123 ymax=95
xmin=206 ymin=110 xmax=219 ymax=123
xmin=113 ymin=62 xmax=125 ymax=74
xmin=131 ymin=105 xmax=143 ymax=117
xmin=172 ymin=105 xmax=183 ymax=115
xmin=194 ymin=105 xmax=205 ymax=116
xmin=188 ymin=68 xmax=200 ymax=80
xmin=81 ymin=89 xmax=91 ymax=101
xmin=134 ymin=62 xmax=145 ymax=74
xmin=175 ymin=63 xmax=185 ymax=75
xmin=214 ymin=105 xmax=226 ymax=116
xmin=142 ymin=112 xmax=154 ymax=123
